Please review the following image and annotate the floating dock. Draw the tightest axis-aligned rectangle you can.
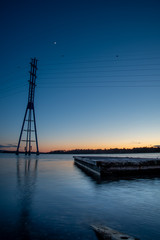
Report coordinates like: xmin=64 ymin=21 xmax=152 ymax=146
xmin=91 ymin=225 xmax=139 ymax=240
xmin=73 ymin=156 xmax=160 ymax=178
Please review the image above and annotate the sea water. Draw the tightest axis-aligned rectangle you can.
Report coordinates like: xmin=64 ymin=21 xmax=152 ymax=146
xmin=0 ymin=153 xmax=160 ymax=240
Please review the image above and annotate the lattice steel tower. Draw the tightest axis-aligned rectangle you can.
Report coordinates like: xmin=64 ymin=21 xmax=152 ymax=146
xmin=16 ymin=58 xmax=39 ymax=155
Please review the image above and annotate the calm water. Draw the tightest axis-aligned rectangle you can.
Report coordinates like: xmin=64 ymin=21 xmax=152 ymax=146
xmin=1 ymin=153 xmax=160 ymax=240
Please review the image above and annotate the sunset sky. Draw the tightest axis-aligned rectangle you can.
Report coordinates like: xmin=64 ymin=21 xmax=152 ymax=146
xmin=1 ymin=0 xmax=160 ymax=152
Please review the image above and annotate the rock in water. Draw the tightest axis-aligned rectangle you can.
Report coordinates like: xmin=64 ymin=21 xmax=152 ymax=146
xmin=91 ymin=225 xmax=139 ymax=240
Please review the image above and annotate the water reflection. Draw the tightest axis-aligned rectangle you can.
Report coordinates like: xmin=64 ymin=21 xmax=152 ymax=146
xmin=16 ymin=156 xmax=38 ymax=240
xmin=1 ymin=154 xmax=160 ymax=240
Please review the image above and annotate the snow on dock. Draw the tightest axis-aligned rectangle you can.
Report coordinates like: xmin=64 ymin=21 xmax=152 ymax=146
xmin=73 ymin=156 xmax=160 ymax=177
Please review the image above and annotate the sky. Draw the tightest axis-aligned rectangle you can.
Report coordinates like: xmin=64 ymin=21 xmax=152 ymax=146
xmin=1 ymin=0 xmax=160 ymax=152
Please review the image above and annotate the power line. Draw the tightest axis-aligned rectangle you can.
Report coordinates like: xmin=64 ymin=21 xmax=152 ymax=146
xmin=38 ymin=79 xmax=160 ymax=84
xmin=39 ymin=63 xmax=160 ymax=71
xmin=38 ymin=74 xmax=160 ymax=81
xmin=38 ymin=69 xmax=160 ymax=75
xmin=41 ymin=56 xmax=160 ymax=66
xmin=38 ymin=85 xmax=160 ymax=89
xmin=0 ymin=90 xmax=26 ymax=99
xmin=0 ymin=83 xmax=27 ymax=93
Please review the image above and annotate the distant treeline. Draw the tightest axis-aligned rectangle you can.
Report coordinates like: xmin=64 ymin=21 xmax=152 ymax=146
xmin=1 ymin=147 xmax=160 ymax=154
xmin=49 ymin=147 xmax=160 ymax=154
xmin=0 ymin=150 xmax=16 ymax=153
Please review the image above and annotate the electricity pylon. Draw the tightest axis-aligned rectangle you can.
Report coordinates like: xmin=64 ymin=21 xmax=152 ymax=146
xmin=16 ymin=58 xmax=39 ymax=155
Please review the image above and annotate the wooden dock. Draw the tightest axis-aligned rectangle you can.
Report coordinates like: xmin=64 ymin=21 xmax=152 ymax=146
xmin=73 ymin=156 xmax=160 ymax=178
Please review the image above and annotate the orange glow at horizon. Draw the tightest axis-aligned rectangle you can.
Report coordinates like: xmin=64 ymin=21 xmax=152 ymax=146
xmin=4 ymin=139 xmax=160 ymax=153
xmin=38 ymin=140 xmax=159 ymax=152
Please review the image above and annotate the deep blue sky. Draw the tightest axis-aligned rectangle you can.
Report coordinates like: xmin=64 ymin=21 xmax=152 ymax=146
xmin=1 ymin=0 xmax=160 ymax=152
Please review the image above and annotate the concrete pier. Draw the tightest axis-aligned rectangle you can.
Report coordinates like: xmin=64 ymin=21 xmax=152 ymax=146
xmin=73 ymin=156 xmax=160 ymax=178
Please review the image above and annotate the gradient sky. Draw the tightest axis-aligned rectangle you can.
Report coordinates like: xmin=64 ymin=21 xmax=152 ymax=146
xmin=1 ymin=0 xmax=160 ymax=152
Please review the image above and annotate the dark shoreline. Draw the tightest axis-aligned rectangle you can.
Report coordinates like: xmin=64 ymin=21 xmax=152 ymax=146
xmin=1 ymin=147 xmax=160 ymax=155
xmin=49 ymin=147 xmax=160 ymax=154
